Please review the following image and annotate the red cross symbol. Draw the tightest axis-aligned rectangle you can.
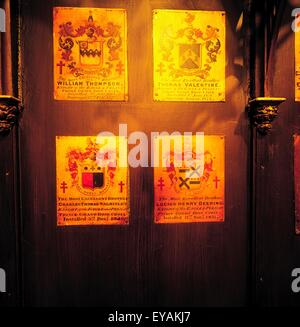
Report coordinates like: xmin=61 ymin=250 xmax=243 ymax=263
xmin=60 ymin=181 xmax=68 ymax=193
xmin=157 ymin=177 xmax=165 ymax=191
xmin=116 ymin=61 xmax=124 ymax=75
xmin=57 ymin=61 xmax=65 ymax=75
xmin=156 ymin=63 xmax=165 ymax=76
xmin=118 ymin=181 xmax=125 ymax=193
xmin=214 ymin=176 xmax=220 ymax=189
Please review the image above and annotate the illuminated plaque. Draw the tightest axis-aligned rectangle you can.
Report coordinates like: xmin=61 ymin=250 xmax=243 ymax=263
xmin=296 ymin=29 xmax=300 ymax=101
xmin=53 ymin=7 xmax=128 ymax=101
xmin=153 ymin=10 xmax=225 ymax=102
xmin=295 ymin=135 xmax=300 ymax=234
xmin=56 ymin=136 xmax=129 ymax=226
xmin=154 ymin=135 xmax=225 ymax=223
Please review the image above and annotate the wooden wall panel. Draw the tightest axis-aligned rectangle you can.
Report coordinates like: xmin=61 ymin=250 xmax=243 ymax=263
xmin=20 ymin=0 xmax=249 ymax=306
xmin=254 ymin=2 xmax=300 ymax=306
xmin=0 ymin=0 xmax=21 ymax=307
xmin=0 ymin=132 xmax=20 ymax=306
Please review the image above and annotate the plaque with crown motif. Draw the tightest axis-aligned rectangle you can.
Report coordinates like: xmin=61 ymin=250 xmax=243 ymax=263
xmin=154 ymin=135 xmax=225 ymax=224
xmin=56 ymin=136 xmax=129 ymax=226
xmin=53 ymin=7 xmax=128 ymax=101
xmin=153 ymin=10 xmax=225 ymax=102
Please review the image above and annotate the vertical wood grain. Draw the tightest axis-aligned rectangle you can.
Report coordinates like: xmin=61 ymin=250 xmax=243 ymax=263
xmin=254 ymin=2 xmax=300 ymax=306
xmin=19 ymin=0 xmax=249 ymax=306
xmin=0 ymin=0 xmax=21 ymax=307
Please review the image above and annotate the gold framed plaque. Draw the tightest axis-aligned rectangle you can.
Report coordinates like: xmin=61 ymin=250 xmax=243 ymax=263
xmin=56 ymin=136 xmax=129 ymax=226
xmin=153 ymin=10 xmax=225 ymax=102
xmin=296 ymin=27 xmax=300 ymax=101
xmin=295 ymin=135 xmax=300 ymax=234
xmin=154 ymin=135 xmax=225 ymax=224
xmin=53 ymin=7 xmax=128 ymax=101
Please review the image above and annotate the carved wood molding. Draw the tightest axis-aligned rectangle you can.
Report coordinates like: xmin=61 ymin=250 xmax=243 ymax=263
xmin=248 ymin=97 xmax=286 ymax=135
xmin=0 ymin=95 xmax=22 ymax=137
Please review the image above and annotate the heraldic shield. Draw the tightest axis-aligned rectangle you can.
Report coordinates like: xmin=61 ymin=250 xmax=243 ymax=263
xmin=78 ymin=40 xmax=103 ymax=67
xmin=179 ymin=43 xmax=202 ymax=70
xmin=80 ymin=159 xmax=105 ymax=190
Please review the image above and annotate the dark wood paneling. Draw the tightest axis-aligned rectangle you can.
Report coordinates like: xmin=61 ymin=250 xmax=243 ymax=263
xmin=254 ymin=3 xmax=300 ymax=306
xmin=20 ymin=0 xmax=249 ymax=306
xmin=0 ymin=131 xmax=20 ymax=306
xmin=0 ymin=0 xmax=21 ymax=307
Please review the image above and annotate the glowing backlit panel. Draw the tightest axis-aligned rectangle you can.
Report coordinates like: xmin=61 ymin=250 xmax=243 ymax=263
xmin=153 ymin=10 xmax=225 ymax=102
xmin=56 ymin=136 xmax=129 ymax=226
xmin=295 ymin=135 xmax=300 ymax=234
xmin=154 ymin=135 xmax=225 ymax=224
xmin=296 ymin=29 xmax=300 ymax=101
xmin=53 ymin=7 xmax=128 ymax=101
